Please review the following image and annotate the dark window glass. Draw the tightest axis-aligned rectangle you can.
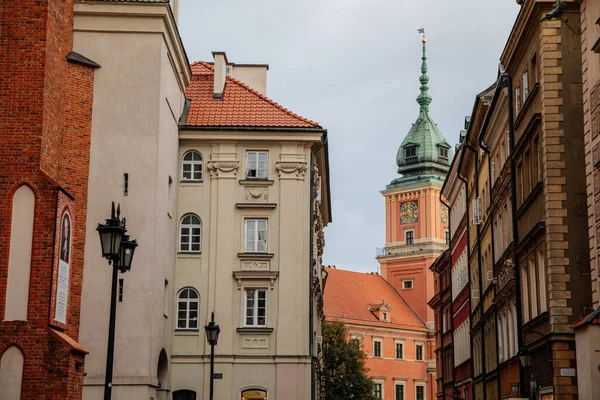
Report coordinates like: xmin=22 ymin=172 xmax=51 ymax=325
xmin=405 ymin=146 xmax=417 ymax=158
xmin=374 ymin=341 xmax=381 ymax=357
xmin=416 ymin=344 xmax=423 ymax=361
xmin=406 ymin=231 xmax=414 ymax=245
xmin=395 ymin=384 xmax=404 ymax=400
xmin=396 ymin=342 xmax=403 ymax=359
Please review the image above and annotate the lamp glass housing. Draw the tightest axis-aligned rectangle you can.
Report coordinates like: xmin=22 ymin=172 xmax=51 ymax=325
xmin=97 ymin=223 xmax=126 ymax=261
xmin=205 ymin=322 xmax=220 ymax=345
xmin=118 ymin=237 xmax=138 ymax=272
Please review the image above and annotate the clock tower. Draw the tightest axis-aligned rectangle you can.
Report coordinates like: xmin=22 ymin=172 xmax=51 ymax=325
xmin=377 ymin=34 xmax=452 ymax=326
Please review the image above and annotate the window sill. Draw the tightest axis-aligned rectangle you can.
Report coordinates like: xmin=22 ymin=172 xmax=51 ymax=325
xmin=174 ymin=329 xmax=200 ymax=335
xmin=237 ymin=252 xmax=274 ymax=260
xmin=178 ymin=252 xmax=202 ymax=259
xmin=236 ymin=327 xmax=274 ymax=334
xmin=239 ymin=179 xmax=274 ymax=186
xmin=180 ymin=181 xmax=204 ymax=187
xmin=236 ymin=203 xmax=277 ymax=209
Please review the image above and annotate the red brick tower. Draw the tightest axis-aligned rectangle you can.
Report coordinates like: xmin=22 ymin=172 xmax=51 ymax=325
xmin=0 ymin=1 xmax=98 ymax=398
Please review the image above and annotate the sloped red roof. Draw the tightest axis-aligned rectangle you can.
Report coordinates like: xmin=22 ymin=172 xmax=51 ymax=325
xmin=323 ymin=267 xmax=427 ymax=331
xmin=572 ymin=307 xmax=600 ymax=329
xmin=184 ymin=62 xmax=320 ymax=128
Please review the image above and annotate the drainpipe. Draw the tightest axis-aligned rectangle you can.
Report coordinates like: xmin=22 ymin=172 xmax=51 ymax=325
xmin=478 ymin=118 xmax=500 ymax=399
xmin=502 ymin=72 xmax=524 ymax=396
xmin=464 ymin=140 xmax=486 ymax=400
xmin=439 ymin=193 xmax=456 ymax=394
xmin=309 ymin=133 xmax=328 ymax=400
xmin=457 ymin=171 xmax=474 ymax=398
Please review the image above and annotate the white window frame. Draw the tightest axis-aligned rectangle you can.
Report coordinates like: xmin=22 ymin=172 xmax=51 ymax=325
xmin=439 ymin=146 xmax=449 ymax=158
xmin=402 ymin=279 xmax=413 ymax=290
xmin=246 ymin=151 xmax=268 ymax=179
xmin=243 ymin=288 xmax=267 ymax=327
xmin=523 ymin=70 xmax=529 ymax=99
xmin=405 ymin=229 xmax=415 ymax=245
xmin=181 ymin=150 xmax=203 ymax=181
xmin=537 ymin=246 xmax=547 ymax=313
xmin=373 ymin=338 xmax=382 ymax=358
xmin=415 ymin=343 xmax=424 ymax=361
xmin=395 ymin=340 xmax=404 ymax=360
xmin=179 ymin=214 xmax=201 ymax=253
xmin=176 ymin=288 xmax=199 ymax=330
xmin=394 ymin=382 xmax=405 ymax=400
xmin=373 ymin=381 xmax=384 ymax=400
xmin=244 ymin=219 xmax=268 ymax=253
xmin=415 ymin=383 xmax=426 ymax=400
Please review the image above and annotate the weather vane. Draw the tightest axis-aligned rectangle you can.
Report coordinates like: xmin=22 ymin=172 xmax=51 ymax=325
xmin=417 ymin=25 xmax=426 ymax=43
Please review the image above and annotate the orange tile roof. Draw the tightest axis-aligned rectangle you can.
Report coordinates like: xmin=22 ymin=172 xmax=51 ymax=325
xmin=184 ymin=62 xmax=321 ymax=129
xmin=572 ymin=307 xmax=600 ymax=329
xmin=323 ymin=267 xmax=427 ymax=331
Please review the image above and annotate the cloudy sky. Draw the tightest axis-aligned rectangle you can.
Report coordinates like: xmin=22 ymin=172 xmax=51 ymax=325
xmin=179 ymin=0 xmax=520 ymax=273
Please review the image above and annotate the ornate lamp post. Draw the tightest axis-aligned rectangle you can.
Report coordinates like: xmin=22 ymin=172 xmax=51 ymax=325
xmin=204 ymin=312 xmax=220 ymax=400
xmin=97 ymin=202 xmax=138 ymax=400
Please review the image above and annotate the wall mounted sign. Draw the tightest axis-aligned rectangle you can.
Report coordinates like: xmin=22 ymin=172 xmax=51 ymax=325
xmin=55 ymin=210 xmax=71 ymax=324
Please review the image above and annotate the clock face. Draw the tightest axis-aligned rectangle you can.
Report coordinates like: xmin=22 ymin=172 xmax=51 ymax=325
xmin=441 ymin=205 xmax=449 ymax=224
xmin=400 ymin=201 xmax=418 ymax=224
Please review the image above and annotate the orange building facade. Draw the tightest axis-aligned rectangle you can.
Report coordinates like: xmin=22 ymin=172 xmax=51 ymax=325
xmin=323 ymin=267 xmax=434 ymax=400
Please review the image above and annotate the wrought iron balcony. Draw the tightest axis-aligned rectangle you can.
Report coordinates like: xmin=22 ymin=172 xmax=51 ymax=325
xmin=376 ymin=240 xmax=447 ymax=258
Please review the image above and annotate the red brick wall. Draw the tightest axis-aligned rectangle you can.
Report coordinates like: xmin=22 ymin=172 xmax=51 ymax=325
xmin=0 ymin=1 xmax=95 ymax=398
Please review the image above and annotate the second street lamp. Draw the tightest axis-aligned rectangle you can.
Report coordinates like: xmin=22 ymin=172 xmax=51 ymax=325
xmin=205 ymin=312 xmax=220 ymax=400
xmin=97 ymin=202 xmax=137 ymax=400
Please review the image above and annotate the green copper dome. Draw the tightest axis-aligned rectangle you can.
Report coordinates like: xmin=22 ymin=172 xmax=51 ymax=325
xmin=388 ymin=38 xmax=453 ymax=190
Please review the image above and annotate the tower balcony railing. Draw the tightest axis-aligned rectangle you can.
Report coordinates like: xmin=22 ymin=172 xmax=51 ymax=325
xmin=376 ymin=240 xmax=447 ymax=258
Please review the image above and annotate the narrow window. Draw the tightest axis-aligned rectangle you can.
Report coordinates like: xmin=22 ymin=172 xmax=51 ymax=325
xmin=520 ymin=263 xmax=530 ymax=322
xmin=534 ymin=136 xmax=541 ymax=182
xmin=182 ymin=151 xmax=203 ymax=181
xmin=382 ymin=312 xmax=388 ymax=321
xmin=177 ymin=288 xmax=199 ymax=330
xmin=405 ymin=230 xmax=414 ymax=245
xmin=515 ymin=87 xmax=521 ymax=113
xmin=517 ymin=161 xmax=523 ymax=205
xmin=124 ymin=173 xmax=129 ymax=196
xmin=445 ymin=230 xmax=450 ymax=245
xmin=531 ymin=52 xmax=538 ymax=83
xmin=404 ymin=146 xmax=417 ymax=159
xmin=395 ymin=383 xmax=404 ymax=400
xmin=179 ymin=214 xmax=201 ymax=252
xmin=523 ymin=70 xmax=529 ymax=99
xmin=118 ymin=279 xmax=124 ymax=302
xmin=374 ymin=383 xmax=383 ymax=400
xmin=245 ymin=219 xmax=268 ymax=252
xmin=525 ymin=150 xmax=532 ymax=196
xmin=245 ymin=288 xmax=267 ymax=327
xmin=537 ymin=247 xmax=547 ymax=313
xmin=373 ymin=339 xmax=382 ymax=357
xmin=395 ymin=342 xmax=403 ymax=359
xmin=416 ymin=385 xmax=425 ymax=400
xmin=246 ymin=151 xmax=268 ymax=179
xmin=416 ymin=344 xmax=424 ymax=361
xmin=528 ymin=255 xmax=538 ymax=317
xmin=402 ymin=279 xmax=413 ymax=289
xmin=439 ymin=147 xmax=449 ymax=158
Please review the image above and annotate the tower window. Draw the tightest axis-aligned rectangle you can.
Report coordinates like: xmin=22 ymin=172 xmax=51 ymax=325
xmin=405 ymin=230 xmax=414 ymax=245
xmin=404 ymin=146 xmax=417 ymax=159
xmin=402 ymin=280 xmax=413 ymax=289
xmin=439 ymin=147 xmax=448 ymax=158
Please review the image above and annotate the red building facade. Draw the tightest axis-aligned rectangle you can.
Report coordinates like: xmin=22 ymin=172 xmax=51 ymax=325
xmin=0 ymin=1 xmax=98 ymax=398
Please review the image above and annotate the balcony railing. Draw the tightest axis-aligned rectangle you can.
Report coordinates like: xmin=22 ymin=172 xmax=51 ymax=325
xmin=376 ymin=241 xmax=447 ymax=258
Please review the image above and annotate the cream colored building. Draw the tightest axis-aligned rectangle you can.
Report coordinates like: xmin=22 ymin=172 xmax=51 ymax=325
xmin=170 ymin=53 xmax=331 ymax=400
xmin=74 ymin=1 xmax=190 ymax=399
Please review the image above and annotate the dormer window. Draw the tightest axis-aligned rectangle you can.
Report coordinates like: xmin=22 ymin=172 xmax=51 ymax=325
xmin=439 ymin=147 xmax=449 ymax=159
xmin=382 ymin=312 xmax=388 ymax=321
xmin=404 ymin=146 xmax=417 ymax=159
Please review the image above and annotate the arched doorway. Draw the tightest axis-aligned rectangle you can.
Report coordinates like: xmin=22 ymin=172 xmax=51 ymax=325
xmin=156 ymin=349 xmax=168 ymax=400
xmin=242 ymin=389 xmax=267 ymax=400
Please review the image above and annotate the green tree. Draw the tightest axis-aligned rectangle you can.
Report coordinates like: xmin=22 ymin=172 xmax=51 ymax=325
xmin=322 ymin=321 xmax=375 ymax=400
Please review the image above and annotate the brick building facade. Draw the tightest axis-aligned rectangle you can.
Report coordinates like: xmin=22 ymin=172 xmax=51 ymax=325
xmin=0 ymin=1 xmax=99 ymax=398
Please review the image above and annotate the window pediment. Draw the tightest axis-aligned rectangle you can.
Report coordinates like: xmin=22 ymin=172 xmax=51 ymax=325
xmin=233 ymin=270 xmax=279 ymax=290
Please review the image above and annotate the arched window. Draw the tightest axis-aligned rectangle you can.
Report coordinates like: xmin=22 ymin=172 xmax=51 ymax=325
xmin=180 ymin=214 xmax=201 ymax=252
xmin=177 ymin=288 xmax=199 ymax=330
xmin=173 ymin=390 xmax=196 ymax=400
xmin=182 ymin=151 xmax=203 ymax=182
xmin=0 ymin=346 xmax=24 ymax=400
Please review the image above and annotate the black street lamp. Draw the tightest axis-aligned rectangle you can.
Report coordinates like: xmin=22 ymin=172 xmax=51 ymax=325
xmin=205 ymin=312 xmax=220 ymax=400
xmin=97 ymin=202 xmax=137 ymax=400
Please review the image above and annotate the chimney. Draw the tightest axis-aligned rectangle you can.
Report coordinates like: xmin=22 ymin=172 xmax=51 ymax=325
xmin=212 ymin=51 xmax=228 ymax=99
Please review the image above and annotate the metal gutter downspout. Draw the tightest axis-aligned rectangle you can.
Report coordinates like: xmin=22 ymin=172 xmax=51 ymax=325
xmin=439 ymin=193 xmax=456 ymax=393
xmin=309 ymin=132 xmax=328 ymax=400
